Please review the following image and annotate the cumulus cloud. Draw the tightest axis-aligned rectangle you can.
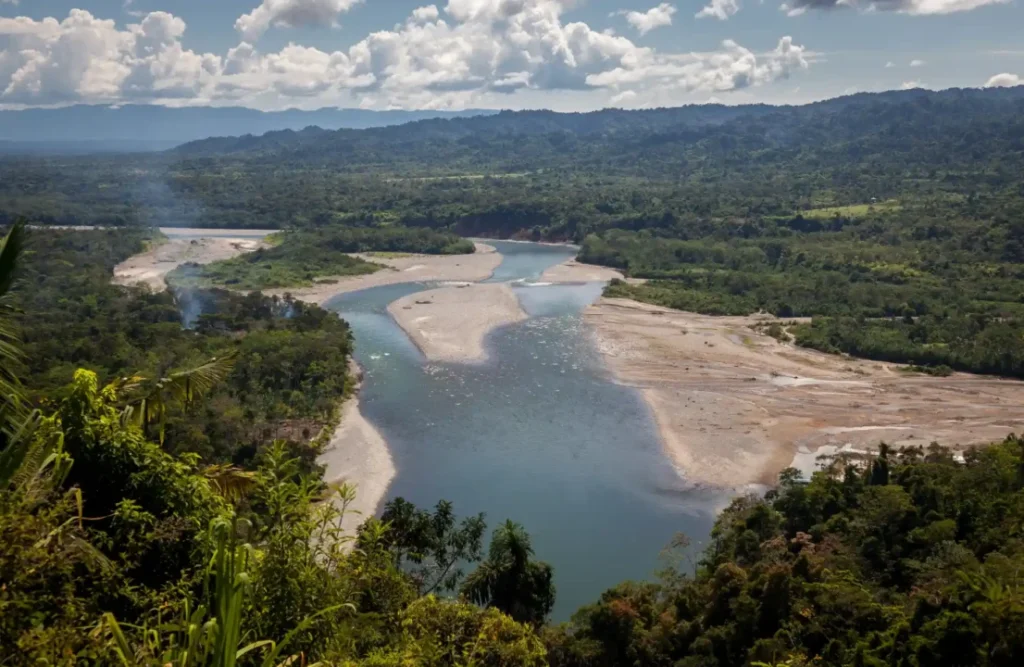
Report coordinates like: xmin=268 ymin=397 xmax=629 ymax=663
xmin=909 ymin=58 xmax=925 ymax=67
xmin=0 ymin=10 xmax=219 ymax=105
xmin=885 ymin=61 xmax=895 ymax=67
xmin=901 ymin=80 xmax=923 ymax=89
xmin=984 ymin=72 xmax=1021 ymax=87
xmin=587 ymin=36 xmax=810 ymax=94
xmin=235 ymin=0 xmax=363 ymax=42
xmin=0 ymin=3 xmax=813 ymax=109
xmin=614 ymin=3 xmax=678 ymax=35
xmin=696 ymin=0 xmax=741 ymax=20
xmin=780 ymin=0 xmax=1007 ymax=16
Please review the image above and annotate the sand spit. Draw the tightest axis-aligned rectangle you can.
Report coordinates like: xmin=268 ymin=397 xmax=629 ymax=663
xmin=158 ymin=227 xmax=277 ymax=238
xmin=273 ymin=243 xmax=501 ymax=305
xmin=114 ymin=236 xmax=264 ymax=291
xmin=585 ymin=297 xmax=1024 ymax=489
xmin=388 ymin=283 xmax=527 ymax=363
xmin=540 ymin=259 xmax=624 ymax=283
xmin=319 ymin=363 xmax=396 ymax=532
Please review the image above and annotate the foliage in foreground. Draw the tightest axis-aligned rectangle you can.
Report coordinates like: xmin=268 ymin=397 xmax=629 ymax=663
xmin=0 ymin=368 xmax=549 ymax=665
xmin=547 ymin=440 xmax=1024 ymax=667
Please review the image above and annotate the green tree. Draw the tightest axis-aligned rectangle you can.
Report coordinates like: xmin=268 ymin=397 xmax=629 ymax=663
xmin=374 ymin=497 xmax=486 ymax=594
xmin=462 ymin=520 xmax=555 ymax=626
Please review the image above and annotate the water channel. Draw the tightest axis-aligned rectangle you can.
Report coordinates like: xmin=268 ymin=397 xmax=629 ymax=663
xmin=324 ymin=241 xmax=725 ymax=619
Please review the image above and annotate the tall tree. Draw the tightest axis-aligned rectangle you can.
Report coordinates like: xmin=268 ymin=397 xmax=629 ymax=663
xmin=462 ymin=520 xmax=555 ymax=625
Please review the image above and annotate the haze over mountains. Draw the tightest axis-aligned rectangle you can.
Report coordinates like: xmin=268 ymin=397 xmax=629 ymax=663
xmin=0 ymin=105 xmax=495 ymax=154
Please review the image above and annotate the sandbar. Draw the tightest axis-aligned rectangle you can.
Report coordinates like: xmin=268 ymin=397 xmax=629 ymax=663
xmin=540 ymin=259 xmax=624 ymax=283
xmin=585 ymin=297 xmax=1024 ymax=489
xmin=387 ymin=283 xmax=527 ymax=362
xmin=272 ymin=243 xmax=501 ymax=305
xmin=319 ymin=363 xmax=396 ymax=532
xmin=114 ymin=236 xmax=264 ymax=291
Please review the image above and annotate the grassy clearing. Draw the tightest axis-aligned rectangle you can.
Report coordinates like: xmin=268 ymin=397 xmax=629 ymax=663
xmin=799 ymin=199 xmax=902 ymax=219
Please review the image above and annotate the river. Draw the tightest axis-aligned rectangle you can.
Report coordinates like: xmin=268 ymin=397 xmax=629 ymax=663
xmin=325 ymin=241 xmax=724 ymax=619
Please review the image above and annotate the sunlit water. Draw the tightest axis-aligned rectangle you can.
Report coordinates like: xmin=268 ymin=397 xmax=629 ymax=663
xmin=325 ymin=241 xmax=724 ymax=619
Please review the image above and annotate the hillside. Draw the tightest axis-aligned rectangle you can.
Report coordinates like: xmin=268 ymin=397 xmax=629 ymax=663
xmin=171 ymin=87 xmax=1024 ymax=177
xmin=2 ymin=87 xmax=1023 ymax=232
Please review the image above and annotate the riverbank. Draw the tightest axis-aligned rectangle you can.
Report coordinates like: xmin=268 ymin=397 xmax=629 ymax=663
xmin=540 ymin=259 xmax=623 ymax=283
xmin=319 ymin=362 xmax=396 ymax=531
xmin=387 ymin=283 xmax=527 ymax=362
xmin=585 ymin=297 xmax=1024 ymax=489
xmin=113 ymin=236 xmax=265 ymax=291
xmin=271 ymin=242 xmax=501 ymax=305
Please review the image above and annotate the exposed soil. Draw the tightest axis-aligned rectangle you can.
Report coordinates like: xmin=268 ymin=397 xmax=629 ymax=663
xmin=540 ymin=259 xmax=624 ymax=283
xmin=585 ymin=298 xmax=1024 ymax=489
xmin=113 ymin=236 xmax=264 ymax=291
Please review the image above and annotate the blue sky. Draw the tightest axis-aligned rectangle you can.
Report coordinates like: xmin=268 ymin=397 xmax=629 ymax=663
xmin=1 ymin=0 xmax=1021 ymax=110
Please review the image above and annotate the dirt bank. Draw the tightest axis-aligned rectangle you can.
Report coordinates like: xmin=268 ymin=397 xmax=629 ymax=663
xmin=319 ymin=363 xmax=395 ymax=532
xmin=387 ymin=283 xmax=527 ymax=362
xmin=114 ymin=236 xmax=264 ymax=291
xmin=585 ymin=297 xmax=1024 ymax=489
xmin=272 ymin=243 xmax=501 ymax=305
xmin=540 ymin=259 xmax=624 ymax=283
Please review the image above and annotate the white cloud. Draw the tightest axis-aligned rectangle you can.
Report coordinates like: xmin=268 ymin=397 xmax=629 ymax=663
xmin=411 ymin=5 xmax=441 ymax=22
xmin=614 ymin=3 xmax=678 ymax=35
xmin=909 ymin=59 xmax=925 ymax=67
xmin=0 ymin=1 xmax=20 ymax=6
xmin=610 ymin=89 xmax=637 ymax=106
xmin=0 ymin=10 xmax=218 ymax=105
xmin=884 ymin=61 xmax=894 ymax=67
xmin=587 ymin=36 xmax=810 ymax=94
xmin=781 ymin=0 xmax=1008 ymax=16
xmin=235 ymin=0 xmax=363 ymax=42
xmin=984 ymin=72 xmax=1021 ymax=87
xmin=0 ymin=3 xmax=813 ymax=110
xmin=901 ymin=80 xmax=923 ymax=89
xmin=696 ymin=0 xmax=741 ymax=20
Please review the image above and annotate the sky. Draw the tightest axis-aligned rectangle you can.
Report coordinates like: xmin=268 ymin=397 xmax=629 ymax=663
xmin=0 ymin=0 xmax=1021 ymax=111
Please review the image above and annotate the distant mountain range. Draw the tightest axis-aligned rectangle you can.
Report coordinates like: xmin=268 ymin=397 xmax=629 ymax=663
xmin=168 ymin=86 xmax=1024 ymax=177
xmin=0 ymin=105 xmax=496 ymax=154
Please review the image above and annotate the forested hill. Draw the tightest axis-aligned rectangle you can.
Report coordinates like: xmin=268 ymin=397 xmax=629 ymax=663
xmin=172 ymin=87 xmax=1024 ymax=175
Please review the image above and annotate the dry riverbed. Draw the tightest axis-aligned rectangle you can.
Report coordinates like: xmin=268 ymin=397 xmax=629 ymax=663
xmin=540 ymin=260 xmax=624 ymax=283
xmin=585 ymin=297 xmax=1024 ymax=489
xmin=387 ymin=283 xmax=527 ymax=362
xmin=114 ymin=236 xmax=264 ymax=291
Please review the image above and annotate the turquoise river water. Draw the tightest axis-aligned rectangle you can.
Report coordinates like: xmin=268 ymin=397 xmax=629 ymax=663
xmin=324 ymin=241 xmax=724 ymax=619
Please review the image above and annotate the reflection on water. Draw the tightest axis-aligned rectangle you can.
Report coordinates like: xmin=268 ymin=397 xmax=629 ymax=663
xmin=325 ymin=241 xmax=721 ymax=619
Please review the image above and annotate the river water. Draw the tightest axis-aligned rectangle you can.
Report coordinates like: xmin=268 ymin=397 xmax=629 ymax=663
xmin=324 ymin=241 xmax=723 ymax=619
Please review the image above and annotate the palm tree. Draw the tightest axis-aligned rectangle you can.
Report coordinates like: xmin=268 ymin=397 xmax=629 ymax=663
xmin=0 ymin=221 xmax=45 ymax=490
xmin=118 ymin=352 xmax=237 ymax=445
xmin=0 ymin=221 xmax=26 ymax=436
xmin=461 ymin=520 xmax=555 ymax=625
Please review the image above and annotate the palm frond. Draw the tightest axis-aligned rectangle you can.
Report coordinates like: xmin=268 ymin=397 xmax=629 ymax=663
xmin=202 ymin=463 xmax=259 ymax=503
xmin=164 ymin=352 xmax=238 ymax=409
xmin=0 ymin=220 xmax=27 ymax=435
xmin=0 ymin=411 xmax=39 ymax=489
xmin=119 ymin=353 xmax=237 ymax=444
xmin=0 ymin=219 xmax=26 ymax=299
